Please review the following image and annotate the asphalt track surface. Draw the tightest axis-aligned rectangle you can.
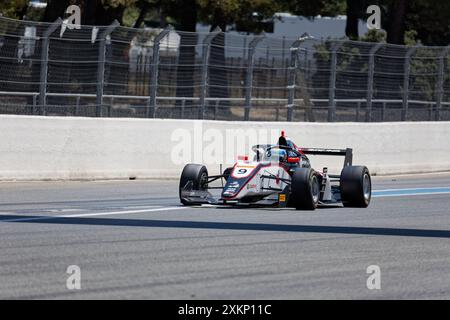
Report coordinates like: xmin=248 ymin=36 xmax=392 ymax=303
xmin=1 ymin=173 xmax=450 ymax=299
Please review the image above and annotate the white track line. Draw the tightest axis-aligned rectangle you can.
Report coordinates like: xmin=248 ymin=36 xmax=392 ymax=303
xmin=0 ymin=206 xmax=186 ymax=223
xmin=63 ymin=207 xmax=186 ymax=218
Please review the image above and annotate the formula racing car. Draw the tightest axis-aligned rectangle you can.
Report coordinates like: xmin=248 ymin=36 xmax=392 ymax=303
xmin=179 ymin=132 xmax=371 ymax=210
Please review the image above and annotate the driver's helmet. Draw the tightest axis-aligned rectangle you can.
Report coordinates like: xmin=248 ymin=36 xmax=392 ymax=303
xmin=266 ymin=148 xmax=287 ymax=163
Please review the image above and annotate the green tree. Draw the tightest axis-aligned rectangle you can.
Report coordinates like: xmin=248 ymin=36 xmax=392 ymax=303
xmin=405 ymin=0 xmax=450 ymax=46
xmin=0 ymin=0 xmax=29 ymax=19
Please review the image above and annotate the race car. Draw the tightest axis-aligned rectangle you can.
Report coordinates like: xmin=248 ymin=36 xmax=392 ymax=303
xmin=179 ymin=131 xmax=371 ymax=210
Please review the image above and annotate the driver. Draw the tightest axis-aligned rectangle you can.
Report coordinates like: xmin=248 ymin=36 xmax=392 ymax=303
xmin=278 ymin=131 xmax=288 ymax=147
xmin=266 ymin=148 xmax=287 ymax=163
xmin=275 ymin=131 xmax=307 ymax=168
xmin=277 ymin=131 xmax=301 ymax=158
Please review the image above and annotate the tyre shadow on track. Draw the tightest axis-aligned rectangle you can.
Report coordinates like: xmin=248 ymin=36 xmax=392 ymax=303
xmin=1 ymin=214 xmax=450 ymax=239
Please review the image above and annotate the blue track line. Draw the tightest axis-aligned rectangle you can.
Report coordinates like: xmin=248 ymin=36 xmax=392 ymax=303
xmin=373 ymin=187 xmax=450 ymax=197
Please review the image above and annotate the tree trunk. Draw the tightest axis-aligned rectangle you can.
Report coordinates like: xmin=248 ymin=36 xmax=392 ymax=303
xmin=16 ymin=4 xmax=29 ymax=19
xmin=95 ymin=2 xmax=126 ymax=25
xmin=174 ymin=0 xmax=197 ymax=108
xmin=386 ymin=0 xmax=408 ymax=44
xmin=345 ymin=0 xmax=359 ymax=39
xmin=133 ymin=2 xmax=151 ymax=28
xmin=43 ymin=0 xmax=69 ymax=22
xmin=83 ymin=0 xmax=99 ymax=25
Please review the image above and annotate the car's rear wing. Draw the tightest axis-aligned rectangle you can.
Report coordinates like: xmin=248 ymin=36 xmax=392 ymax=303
xmin=301 ymin=148 xmax=353 ymax=167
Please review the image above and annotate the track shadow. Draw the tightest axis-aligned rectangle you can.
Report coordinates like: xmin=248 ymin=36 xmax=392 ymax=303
xmin=1 ymin=214 xmax=450 ymax=239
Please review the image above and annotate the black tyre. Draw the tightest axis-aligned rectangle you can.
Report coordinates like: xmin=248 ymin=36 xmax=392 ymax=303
xmin=340 ymin=165 xmax=371 ymax=208
xmin=179 ymin=164 xmax=208 ymax=205
xmin=290 ymin=168 xmax=320 ymax=210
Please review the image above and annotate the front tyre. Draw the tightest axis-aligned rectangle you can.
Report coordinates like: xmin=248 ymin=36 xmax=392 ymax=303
xmin=179 ymin=164 xmax=208 ymax=205
xmin=340 ymin=165 xmax=371 ymax=208
xmin=290 ymin=168 xmax=320 ymax=210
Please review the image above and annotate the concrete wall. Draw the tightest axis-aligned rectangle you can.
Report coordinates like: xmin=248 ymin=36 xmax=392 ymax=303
xmin=0 ymin=115 xmax=449 ymax=181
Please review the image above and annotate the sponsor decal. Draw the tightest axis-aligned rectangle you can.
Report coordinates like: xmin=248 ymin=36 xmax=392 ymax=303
xmin=275 ymin=173 xmax=280 ymax=185
xmin=223 ymin=181 xmax=240 ymax=195
xmin=278 ymin=194 xmax=286 ymax=202
xmin=247 ymin=183 xmax=257 ymax=190
xmin=227 ymin=181 xmax=240 ymax=188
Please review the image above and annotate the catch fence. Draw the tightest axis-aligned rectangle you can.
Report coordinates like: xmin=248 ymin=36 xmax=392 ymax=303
xmin=1 ymin=16 xmax=449 ymax=121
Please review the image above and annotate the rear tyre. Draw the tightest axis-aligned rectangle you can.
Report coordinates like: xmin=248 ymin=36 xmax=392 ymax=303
xmin=340 ymin=165 xmax=371 ymax=208
xmin=179 ymin=164 xmax=208 ymax=205
xmin=290 ymin=168 xmax=320 ymax=210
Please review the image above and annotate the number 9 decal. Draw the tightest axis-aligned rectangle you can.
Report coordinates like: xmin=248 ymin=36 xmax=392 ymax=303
xmin=232 ymin=166 xmax=254 ymax=178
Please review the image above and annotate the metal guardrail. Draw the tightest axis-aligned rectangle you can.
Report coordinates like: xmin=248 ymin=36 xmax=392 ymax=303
xmin=3 ymin=90 xmax=448 ymax=104
xmin=0 ymin=90 xmax=446 ymax=122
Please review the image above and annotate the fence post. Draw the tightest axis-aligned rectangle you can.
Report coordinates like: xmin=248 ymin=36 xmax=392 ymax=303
xmin=32 ymin=94 xmax=37 ymax=115
xmin=356 ymin=101 xmax=360 ymax=121
xmin=96 ymin=20 xmax=119 ymax=117
xmin=75 ymin=95 xmax=80 ymax=116
xmin=286 ymin=33 xmax=311 ymax=122
xmin=435 ymin=46 xmax=450 ymax=121
xmin=244 ymin=35 xmax=264 ymax=121
xmin=327 ymin=42 xmax=342 ymax=122
xmin=148 ymin=26 xmax=173 ymax=118
xmin=242 ymin=37 xmax=247 ymax=62
xmin=366 ymin=42 xmax=383 ymax=122
xmin=214 ymin=100 xmax=219 ymax=120
xmin=402 ymin=45 xmax=418 ymax=121
xmin=109 ymin=97 xmax=114 ymax=117
xmin=39 ymin=18 xmax=62 ymax=115
xmin=199 ymin=27 xmax=221 ymax=119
